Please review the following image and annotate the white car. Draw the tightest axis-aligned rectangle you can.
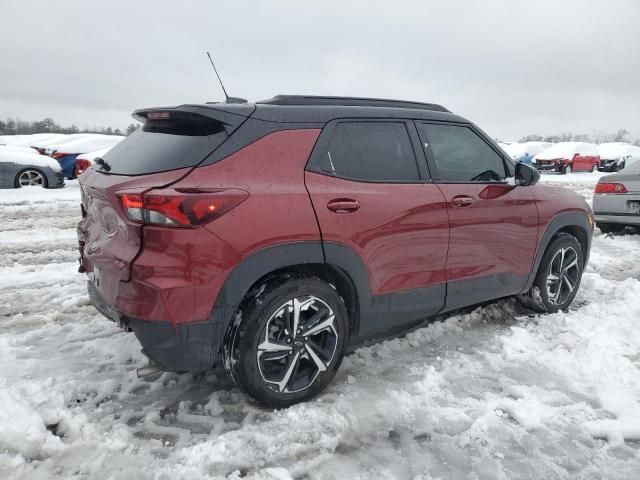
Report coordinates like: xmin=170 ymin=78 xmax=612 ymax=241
xmin=596 ymin=142 xmax=640 ymax=172
xmin=593 ymin=160 xmax=640 ymax=233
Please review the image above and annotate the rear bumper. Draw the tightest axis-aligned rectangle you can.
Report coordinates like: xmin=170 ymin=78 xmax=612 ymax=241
xmin=88 ymin=281 xmax=223 ymax=371
xmin=594 ymin=213 xmax=640 ymax=225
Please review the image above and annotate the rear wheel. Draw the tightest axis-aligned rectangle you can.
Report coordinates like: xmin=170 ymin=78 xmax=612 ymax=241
xmin=15 ymin=169 xmax=47 ymax=188
xmin=518 ymin=233 xmax=583 ymax=313
xmin=561 ymin=165 xmax=572 ymax=175
xmin=597 ymin=222 xmax=625 ymax=234
xmin=591 ymin=163 xmax=597 ymax=172
xmin=223 ymin=275 xmax=349 ymax=408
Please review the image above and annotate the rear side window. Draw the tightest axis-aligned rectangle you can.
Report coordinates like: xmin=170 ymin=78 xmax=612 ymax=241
xmin=322 ymin=122 xmax=420 ymax=182
xmin=417 ymin=123 xmax=507 ymax=182
xmin=99 ymin=112 xmax=228 ymax=175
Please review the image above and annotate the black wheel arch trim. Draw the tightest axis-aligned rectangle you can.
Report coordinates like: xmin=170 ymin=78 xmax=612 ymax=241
xmin=522 ymin=211 xmax=592 ymax=293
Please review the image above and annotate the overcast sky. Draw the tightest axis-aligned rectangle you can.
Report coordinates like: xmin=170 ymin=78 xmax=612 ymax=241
xmin=1 ymin=0 xmax=639 ymax=141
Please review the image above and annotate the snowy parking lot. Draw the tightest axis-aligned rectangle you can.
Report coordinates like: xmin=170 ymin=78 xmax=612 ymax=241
xmin=1 ymin=173 xmax=640 ymax=480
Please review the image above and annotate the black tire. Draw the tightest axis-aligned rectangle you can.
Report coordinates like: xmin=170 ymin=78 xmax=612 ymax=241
xmin=518 ymin=233 xmax=584 ymax=313
xmin=597 ymin=222 xmax=625 ymax=234
xmin=561 ymin=165 xmax=571 ymax=175
xmin=223 ymin=274 xmax=349 ymax=408
xmin=591 ymin=164 xmax=598 ymax=172
xmin=14 ymin=169 xmax=48 ymax=188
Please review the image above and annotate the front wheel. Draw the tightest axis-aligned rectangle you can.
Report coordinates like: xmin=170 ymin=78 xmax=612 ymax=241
xmin=561 ymin=164 xmax=572 ymax=175
xmin=223 ymin=275 xmax=349 ymax=408
xmin=591 ymin=163 xmax=598 ymax=172
xmin=518 ymin=233 xmax=584 ymax=313
xmin=15 ymin=169 xmax=48 ymax=188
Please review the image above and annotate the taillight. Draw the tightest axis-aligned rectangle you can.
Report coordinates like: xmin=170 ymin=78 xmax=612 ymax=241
xmin=52 ymin=151 xmax=68 ymax=159
xmin=117 ymin=188 xmax=249 ymax=227
xmin=75 ymin=159 xmax=92 ymax=176
xmin=595 ymin=182 xmax=628 ymax=194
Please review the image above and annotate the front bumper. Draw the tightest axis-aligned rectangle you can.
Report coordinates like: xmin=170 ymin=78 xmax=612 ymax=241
xmin=88 ymin=281 xmax=222 ymax=371
xmin=534 ymin=161 xmax=560 ymax=171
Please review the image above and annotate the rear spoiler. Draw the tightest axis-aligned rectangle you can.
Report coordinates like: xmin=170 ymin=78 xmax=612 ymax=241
xmin=132 ymin=104 xmax=256 ymax=134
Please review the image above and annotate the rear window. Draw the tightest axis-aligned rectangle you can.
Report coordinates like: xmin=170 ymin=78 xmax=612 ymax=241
xmin=98 ymin=112 xmax=228 ymax=175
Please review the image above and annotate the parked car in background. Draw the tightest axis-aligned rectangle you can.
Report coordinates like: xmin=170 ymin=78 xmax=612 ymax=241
xmin=78 ymin=95 xmax=593 ymax=407
xmin=45 ymin=135 xmax=125 ymax=179
xmin=75 ymin=147 xmax=111 ymax=176
xmin=501 ymin=141 xmax=552 ymax=165
xmin=596 ymin=142 xmax=640 ymax=172
xmin=0 ymin=146 xmax=64 ymax=189
xmin=533 ymin=142 xmax=600 ymax=174
xmin=593 ymin=160 xmax=640 ymax=233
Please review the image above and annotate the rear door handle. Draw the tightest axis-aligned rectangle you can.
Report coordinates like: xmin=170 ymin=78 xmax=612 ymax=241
xmin=327 ymin=198 xmax=360 ymax=213
xmin=451 ymin=195 xmax=476 ymax=208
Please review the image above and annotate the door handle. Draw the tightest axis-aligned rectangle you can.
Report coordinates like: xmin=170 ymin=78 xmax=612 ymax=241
xmin=327 ymin=198 xmax=360 ymax=213
xmin=451 ymin=195 xmax=476 ymax=208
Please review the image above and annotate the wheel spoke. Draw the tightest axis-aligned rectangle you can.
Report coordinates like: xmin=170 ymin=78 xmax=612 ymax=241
xmin=563 ymin=275 xmax=575 ymax=294
xmin=271 ymin=351 xmax=301 ymax=393
xmin=304 ymin=314 xmax=335 ymax=337
xmin=305 ymin=344 xmax=327 ymax=372
xmin=258 ymin=338 xmax=291 ymax=354
xmin=547 ymin=273 xmax=560 ymax=283
xmin=292 ymin=297 xmax=315 ymax=338
xmin=563 ymin=257 xmax=578 ymax=273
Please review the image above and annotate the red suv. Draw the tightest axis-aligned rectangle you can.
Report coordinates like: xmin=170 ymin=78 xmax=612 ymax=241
xmin=78 ymin=95 xmax=593 ymax=407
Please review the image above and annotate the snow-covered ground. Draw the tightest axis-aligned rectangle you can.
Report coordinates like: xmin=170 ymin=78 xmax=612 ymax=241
xmin=1 ymin=173 xmax=639 ymax=480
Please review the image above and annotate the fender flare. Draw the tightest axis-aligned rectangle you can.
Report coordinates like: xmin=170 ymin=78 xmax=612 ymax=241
xmin=522 ymin=211 xmax=592 ymax=292
xmin=207 ymin=241 xmax=373 ymax=362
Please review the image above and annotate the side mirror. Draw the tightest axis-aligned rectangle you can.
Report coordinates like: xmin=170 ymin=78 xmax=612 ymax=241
xmin=515 ymin=162 xmax=540 ymax=186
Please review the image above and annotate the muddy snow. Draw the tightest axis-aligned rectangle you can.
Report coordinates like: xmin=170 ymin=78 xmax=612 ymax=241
xmin=1 ymin=172 xmax=639 ymax=479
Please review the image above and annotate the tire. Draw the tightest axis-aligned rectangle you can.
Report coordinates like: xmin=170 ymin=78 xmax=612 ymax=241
xmin=591 ymin=164 xmax=597 ymax=172
xmin=518 ymin=233 xmax=584 ymax=313
xmin=597 ymin=222 xmax=625 ymax=234
xmin=561 ymin=165 xmax=572 ymax=175
xmin=14 ymin=169 xmax=48 ymax=188
xmin=223 ymin=274 xmax=349 ymax=408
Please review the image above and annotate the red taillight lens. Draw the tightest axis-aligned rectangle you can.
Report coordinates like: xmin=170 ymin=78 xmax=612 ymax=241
xmin=595 ymin=182 xmax=628 ymax=194
xmin=75 ymin=159 xmax=92 ymax=176
xmin=117 ymin=189 xmax=248 ymax=227
xmin=51 ymin=151 xmax=69 ymax=159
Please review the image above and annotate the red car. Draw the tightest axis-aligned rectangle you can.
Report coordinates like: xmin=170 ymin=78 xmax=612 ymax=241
xmin=78 ymin=96 xmax=593 ymax=407
xmin=533 ymin=142 xmax=600 ymax=174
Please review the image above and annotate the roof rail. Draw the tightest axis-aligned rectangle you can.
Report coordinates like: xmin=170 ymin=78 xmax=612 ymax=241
xmin=257 ymin=95 xmax=449 ymax=112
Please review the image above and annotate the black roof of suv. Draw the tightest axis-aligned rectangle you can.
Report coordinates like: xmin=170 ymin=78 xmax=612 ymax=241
xmin=134 ymin=95 xmax=466 ymax=125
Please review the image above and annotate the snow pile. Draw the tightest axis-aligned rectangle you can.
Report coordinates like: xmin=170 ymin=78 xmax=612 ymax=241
xmin=45 ymin=135 xmax=124 ymax=155
xmin=535 ymin=142 xmax=599 ymax=160
xmin=30 ymin=133 xmax=97 ymax=149
xmin=502 ymin=141 xmax=552 ymax=160
xmin=0 ymin=147 xmax=61 ymax=171
xmin=597 ymin=142 xmax=640 ymax=161
xmin=0 ymin=133 xmax=67 ymax=147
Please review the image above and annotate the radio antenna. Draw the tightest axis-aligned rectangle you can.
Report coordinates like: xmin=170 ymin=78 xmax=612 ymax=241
xmin=206 ymin=52 xmax=247 ymax=104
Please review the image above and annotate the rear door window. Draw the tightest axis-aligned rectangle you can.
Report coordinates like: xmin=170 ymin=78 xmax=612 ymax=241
xmin=417 ymin=123 xmax=507 ymax=182
xmin=321 ymin=121 xmax=420 ymax=182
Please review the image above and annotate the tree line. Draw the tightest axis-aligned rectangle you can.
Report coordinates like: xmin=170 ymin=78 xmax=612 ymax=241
xmin=517 ymin=128 xmax=640 ymax=146
xmin=0 ymin=117 xmax=140 ymax=136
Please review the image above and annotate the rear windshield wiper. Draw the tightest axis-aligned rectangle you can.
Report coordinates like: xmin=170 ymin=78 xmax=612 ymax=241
xmin=94 ymin=157 xmax=111 ymax=172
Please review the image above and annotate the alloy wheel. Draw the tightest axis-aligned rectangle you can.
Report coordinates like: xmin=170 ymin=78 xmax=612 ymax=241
xmin=18 ymin=170 xmax=45 ymax=187
xmin=546 ymin=247 xmax=580 ymax=306
xmin=257 ymin=295 xmax=338 ymax=394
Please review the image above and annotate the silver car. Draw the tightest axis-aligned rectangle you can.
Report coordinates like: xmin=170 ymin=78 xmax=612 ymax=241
xmin=593 ymin=160 xmax=640 ymax=233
